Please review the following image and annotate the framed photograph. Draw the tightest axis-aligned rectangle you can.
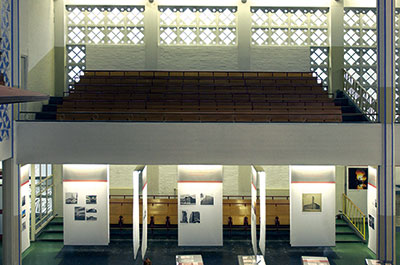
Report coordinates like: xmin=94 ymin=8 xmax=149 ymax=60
xmin=348 ymin=167 xmax=368 ymax=190
xmin=74 ymin=206 xmax=86 ymax=221
xmin=65 ymin=192 xmax=78 ymax=204
xmin=302 ymin=193 xmax=322 ymax=212
xmin=86 ymin=195 xmax=97 ymax=204
xmin=200 ymin=193 xmax=214 ymax=205
xmin=180 ymin=194 xmax=196 ymax=205
xmin=189 ymin=211 xmax=200 ymax=223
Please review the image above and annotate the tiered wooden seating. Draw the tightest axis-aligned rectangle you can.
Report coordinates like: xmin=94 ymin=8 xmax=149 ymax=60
xmin=110 ymin=196 xmax=289 ymax=226
xmin=57 ymin=71 xmax=342 ymax=122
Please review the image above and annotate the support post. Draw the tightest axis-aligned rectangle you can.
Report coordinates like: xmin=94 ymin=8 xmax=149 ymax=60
xmin=329 ymin=0 xmax=344 ymax=94
xmin=377 ymin=0 xmax=396 ymax=263
xmin=2 ymin=159 xmax=21 ymax=265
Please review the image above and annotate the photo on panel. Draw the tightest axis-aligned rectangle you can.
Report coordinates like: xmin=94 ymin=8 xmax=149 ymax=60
xmin=302 ymin=193 xmax=322 ymax=212
xmin=22 ymin=209 xmax=26 ymax=219
xmin=180 ymin=210 xmax=188 ymax=223
xmin=86 ymin=208 xmax=97 ymax=213
xmin=180 ymin=194 xmax=196 ymax=205
xmin=65 ymin=192 xmax=78 ymax=204
xmin=86 ymin=195 xmax=97 ymax=204
xmin=22 ymin=195 xmax=26 ymax=207
xmin=189 ymin=211 xmax=200 ymax=223
xmin=200 ymin=193 xmax=214 ymax=205
xmin=22 ymin=221 xmax=26 ymax=231
xmin=86 ymin=215 xmax=97 ymax=221
xmin=74 ymin=206 xmax=86 ymax=221
xmin=348 ymin=167 xmax=368 ymax=190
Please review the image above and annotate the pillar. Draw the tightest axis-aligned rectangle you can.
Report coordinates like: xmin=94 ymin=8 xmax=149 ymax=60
xmin=144 ymin=1 xmax=158 ymax=70
xmin=54 ymin=0 xmax=66 ymax=96
xmin=329 ymin=0 xmax=344 ymax=94
xmin=2 ymin=159 xmax=21 ymax=265
xmin=237 ymin=0 xmax=251 ymax=70
xmin=377 ymin=0 xmax=396 ymax=263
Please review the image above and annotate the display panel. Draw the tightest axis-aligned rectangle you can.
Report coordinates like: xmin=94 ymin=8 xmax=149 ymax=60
xmin=133 ymin=170 xmax=140 ymax=259
xmin=141 ymin=166 xmax=148 ymax=260
xmin=251 ymin=166 xmax=257 ymax=255
xmin=20 ymin=164 xmax=30 ymax=253
xmin=178 ymin=165 xmax=223 ymax=246
xmin=63 ymin=164 xmax=109 ymax=245
xmin=258 ymin=171 xmax=266 ymax=256
xmin=290 ymin=165 xmax=335 ymax=247
xmin=367 ymin=166 xmax=377 ymax=254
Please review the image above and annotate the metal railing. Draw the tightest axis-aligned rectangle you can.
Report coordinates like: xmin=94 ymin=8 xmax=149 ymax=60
xmin=342 ymin=193 xmax=366 ymax=240
xmin=343 ymin=69 xmax=378 ymax=122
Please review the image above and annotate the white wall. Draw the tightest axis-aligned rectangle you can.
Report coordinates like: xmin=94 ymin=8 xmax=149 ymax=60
xmin=17 ymin=122 xmax=395 ymax=166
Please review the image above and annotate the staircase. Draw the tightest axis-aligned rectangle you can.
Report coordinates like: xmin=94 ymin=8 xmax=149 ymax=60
xmin=336 ymin=217 xmax=365 ymax=243
xmin=334 ymin=91 xmax=369 ymax=122
xmin=35 ymin=96 xmax=63 ymax=120
xmin=36 ymin=217 xmax=63 ymax=242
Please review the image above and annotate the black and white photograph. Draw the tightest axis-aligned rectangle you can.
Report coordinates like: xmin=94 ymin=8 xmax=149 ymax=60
xmin=180 ymin=194 xmax=196 ymax=205
xmin=86 ymin=208 xmax=97 ymax=213
xmin=86 ymin=215 xmax=97 ymax=221
xmin=189 ymin=211 xmax=200 ymax=223
xmin=369 ymin=214 xmax=375 ymax=229
xmin=65 ymin=192 xmax=78 ymax=204
xmin=22 ymin=195 xmax=26 ymax=207
xmin=180 ymin=210 xmax=188 ymax=223
xmin=22 ymin=221 xmax=26 ymax=231
xmin=302 ymin=193 xmax=322 ymax=212
xmin=86 ymin=195 xmax=97 ymax=204
xmin=74 ymin=206 xmax=86 ymax=221
xmin=200 ymin=193 xmax=214 ymax=205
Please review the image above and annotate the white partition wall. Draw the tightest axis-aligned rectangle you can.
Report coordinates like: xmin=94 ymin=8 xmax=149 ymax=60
xmin=367 ymin=166 xmax=377 ymax=254
xmin=63 ymin=164 xmax=110 ymax=245
xmin=290 ymin=165 xmax=336 ymax=247
xmin=178 ymin=165 xmax=223 ymax=246
xmin=20 ymin=164 xmax=30 ymax=253
xmin=133 ymin=170 xmax=140 ymax=259
xmin=141 ymin=166 xmax=148 ymax=260
xmin=251 ymin=166 xmax=257 ymax=255
xmin=258 ymin=171 xmax=266 ymax=256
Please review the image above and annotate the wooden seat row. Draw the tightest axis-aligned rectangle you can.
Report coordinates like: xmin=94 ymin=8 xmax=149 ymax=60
xmin=110 ymin=197 xmax=289 ymax=226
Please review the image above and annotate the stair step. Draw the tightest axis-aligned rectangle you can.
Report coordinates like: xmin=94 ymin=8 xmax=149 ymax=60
xmin=37 ymin=232 xmax=64 ymax=241
xmin=42 ymin=104 xmax=58 ymax=112
xmin=49 ymin=97 xmax=63 ymax=105
xmin=35 ymin=112 xmax=57 ymax=120
xmin=336 ymin=233 xmax=364 ymax=243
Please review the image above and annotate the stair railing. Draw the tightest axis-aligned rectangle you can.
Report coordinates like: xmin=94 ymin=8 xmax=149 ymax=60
xmin=342 ymin=193 xmax=366 ymax=240
xmin=343 ymin=69 xmax=378 ymax=122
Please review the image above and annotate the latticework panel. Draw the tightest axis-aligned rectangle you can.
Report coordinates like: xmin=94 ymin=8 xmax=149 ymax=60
xmin=66 ymin=45 xmax=86 ymax=91
xmin=310 ymin=47 xmax=329 ymax=90
xmin=159 ymin=6 xmax=237 ymax=45
xmin=66 ymin=6 xmax=145 ymax=45
xmin=250 ymin=7 xmax=329 ymax=46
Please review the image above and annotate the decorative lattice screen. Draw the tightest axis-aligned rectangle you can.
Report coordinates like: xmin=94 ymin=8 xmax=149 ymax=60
xmin=159 ymin=6 xmax=237 ymax=45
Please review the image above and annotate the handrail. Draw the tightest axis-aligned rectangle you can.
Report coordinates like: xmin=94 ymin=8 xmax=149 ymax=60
xmin=343 ymin=69 xmax=378 ymax=122
xmin=109 ymin=194 xmax=290 ymax=200
xmin=342 ymin=193 xmax=366 ymax=240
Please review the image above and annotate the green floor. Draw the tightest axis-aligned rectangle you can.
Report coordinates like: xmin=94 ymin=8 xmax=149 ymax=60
xmin=0 ymin=229 xmax=398 ymax=264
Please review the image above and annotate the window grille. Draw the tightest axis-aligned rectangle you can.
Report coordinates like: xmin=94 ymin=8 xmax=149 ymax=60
xmin=251 ymin=7 xmax=330 ymax=90
xmin=65 ymin=5 xmax=145 ymax=90
xmin=159 ymin=6 xmax=237 ymax=45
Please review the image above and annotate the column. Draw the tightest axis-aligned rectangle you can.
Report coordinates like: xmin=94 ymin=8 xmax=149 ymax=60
xmin=144 ymin=1 xmax=158 ymax=70
xmin=54 ymin=0 xmax=66 ymax=96
xmin=2 ymin=159 xmax=21 ymax=265
xmin=377 ymin=0 xmax=396 ymax=263
xmin=329 ymin=0 xmax=344 ymax=94
xmin=237 ymin=0 xmax=251 ymax=70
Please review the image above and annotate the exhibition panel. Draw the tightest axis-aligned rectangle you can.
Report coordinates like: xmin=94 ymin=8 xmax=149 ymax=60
xmin=133 ymin=170 xmax=140 ymax=259
xmin=290 ymin=166 xmax=336 ymax=247
xmin=301 ymin=256 xmax=330 ymax=265
xmin=238 ymin=255 xmax=266 ymax=265
xmin=141 ymin=166 xmax=148 ymax=260
xmin=20 ymin=164 xmax=30 ymax=253
xmin=63 ymin=164 xmax=110 ymax=245
xmin=178 ymin=165 xmax=223 ymax=246
xmin=367 ymin=166 xmax=377 ymax=254
xmin=258 ymin=171 xmax=266 ymax=256
xmin=251 ymin=166 xmax=257 ymax=255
